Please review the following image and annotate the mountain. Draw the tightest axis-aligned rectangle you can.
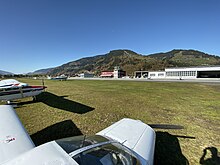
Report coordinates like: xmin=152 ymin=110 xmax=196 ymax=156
xmin=28 ymin=68 xmax=53 ymax=75
xmin=0 ymin=70 xmax=14 ymax=75
xmin=48 ymin=49 xmax=152 ymax=76
xmin=47 ymin=49 xmax=220 ymax=76
xmin=147 ymin=49 xmax=220 ymax=67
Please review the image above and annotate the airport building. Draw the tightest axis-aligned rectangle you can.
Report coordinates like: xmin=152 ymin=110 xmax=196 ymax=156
xmin=135 ymin=66 xmax=220 ymax=79
xmin=79 ymin=72 xmax=95 ymax=78
xmin=100 ymin=71 xmax=114 ymax=78
xmin=100 ymin=66 xmax=126 ymax=78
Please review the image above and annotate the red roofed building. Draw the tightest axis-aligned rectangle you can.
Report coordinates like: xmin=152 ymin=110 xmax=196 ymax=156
xmin=100 ymin=66 xmax=126 ymax=78
xmin=100 ymin=71 xmax=114 ymax=78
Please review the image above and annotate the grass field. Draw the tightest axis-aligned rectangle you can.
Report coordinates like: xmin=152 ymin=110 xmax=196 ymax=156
xmin=3 ymin=78 xmax=220 ymax=164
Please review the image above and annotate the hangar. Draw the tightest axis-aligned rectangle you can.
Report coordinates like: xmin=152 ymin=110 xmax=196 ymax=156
xmin=135 ymin=66 xmax=220 ymax=79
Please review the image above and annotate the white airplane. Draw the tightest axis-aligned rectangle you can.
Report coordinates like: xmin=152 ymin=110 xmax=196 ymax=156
xmin=0 ymin=79 xmax=46 ymax=104
xmin=48 ymin=74 xmax=68 ymax=81
xmin=0 ymin=105 xmax=155 ymax=165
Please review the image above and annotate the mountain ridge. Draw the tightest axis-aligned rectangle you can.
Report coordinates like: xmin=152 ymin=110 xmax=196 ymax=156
xmin=47 ymin=49 xmax=220 ymax=76
xmin=0 ymin=70 xmax=14 ymax=75
xmin=2 ymin=49 xmax=220 ymax=76
xmin=27 ymin=68 xmax=54 ymax=75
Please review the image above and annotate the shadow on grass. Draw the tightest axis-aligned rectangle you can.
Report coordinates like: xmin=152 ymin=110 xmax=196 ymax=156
xmin=18 ymin=92 xmax=94 ymax=114
xmin=200 ymin=147 xmax=220 ymax=165
xmin=31 ymin=120 xmax=83 ymax=146
xmin=154 ymin=131 xmax=189 ymax=165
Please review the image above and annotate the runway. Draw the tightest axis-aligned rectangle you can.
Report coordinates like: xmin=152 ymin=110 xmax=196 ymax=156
xmin=68 ymin=77 xmax=220 ymax=84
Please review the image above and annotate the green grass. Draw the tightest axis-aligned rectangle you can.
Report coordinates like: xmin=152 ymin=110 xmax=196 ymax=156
xmin=3 ymin=78 xmax=220 ymax=164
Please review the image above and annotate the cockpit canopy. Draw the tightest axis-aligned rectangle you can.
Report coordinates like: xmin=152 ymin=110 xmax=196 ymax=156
xmin=56 ymin=135 xmax=141 ymax=165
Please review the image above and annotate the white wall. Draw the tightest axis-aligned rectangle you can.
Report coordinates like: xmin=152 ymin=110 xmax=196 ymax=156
xmin=114 ymin=70 xmax=118 ymax=78
xmin=165 ymin=66 xmax=220 ymax=72
xmin=165 ymin=66 xmax=220 ymax=79
xmin=148 ymin=72 xmax=166 ymax=79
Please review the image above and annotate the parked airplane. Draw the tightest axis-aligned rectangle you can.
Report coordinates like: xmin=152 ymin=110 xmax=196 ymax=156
xmin=48 ymin=74 xmax=68 ymax=81
xmin=0 ymin=79 xmax=46 ymax=104
xmin=0 ymin=105 xmax=156 ymax=165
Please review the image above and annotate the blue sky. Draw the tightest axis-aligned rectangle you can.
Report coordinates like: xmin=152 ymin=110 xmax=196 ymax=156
xmin=0 ymin=0 xmax=220 ymax=74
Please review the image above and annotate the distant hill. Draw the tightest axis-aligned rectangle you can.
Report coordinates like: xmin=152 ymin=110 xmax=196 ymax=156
xmin=0 ymin=70 xmax=14 ymax=75
xmin=46 ymin=49 xmax=220 ymax=76
xmin=28 ymin=68 xmax=53 ymax=75
xmin=147 ymin=49 xmax=220 ymax=67
xmin=48 ymin=50 xmax=151 ymax=76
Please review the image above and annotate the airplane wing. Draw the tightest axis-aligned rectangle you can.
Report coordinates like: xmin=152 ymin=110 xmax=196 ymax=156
xmin=0 ymin=105 xmax=35 ymax=164
xmin=0 ymin=85 xmax=18 ymax=90
xmin=2 ymin=142 xmax=78 ymax=165
xmin=97 ymin=118 xmax=156 ymax=165
xmin=0 ymin=79 xmax=20 ymax=88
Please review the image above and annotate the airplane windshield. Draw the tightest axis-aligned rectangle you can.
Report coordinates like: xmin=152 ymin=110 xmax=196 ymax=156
xmin=56 ymin=135 xmax=109 ymax=154
xmin=71 ymin=142 xmax=141 ymax=165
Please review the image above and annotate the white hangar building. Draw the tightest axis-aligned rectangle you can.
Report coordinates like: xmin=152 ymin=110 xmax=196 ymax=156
xmin=135 ymin=66 xmax=220 ymax=79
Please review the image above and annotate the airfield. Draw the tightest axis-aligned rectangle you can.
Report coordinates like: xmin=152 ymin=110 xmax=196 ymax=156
xmin=2 ymin=78 xmax=219 ymax=165
xmin=70 ymin=76 xmax=220 ymax=83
